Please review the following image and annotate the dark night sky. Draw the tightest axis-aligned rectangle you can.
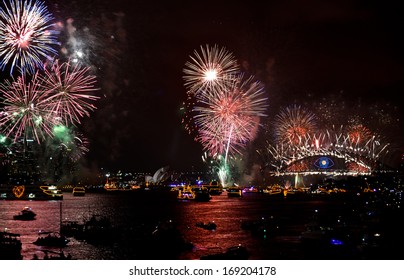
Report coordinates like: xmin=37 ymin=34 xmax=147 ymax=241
xmin=57 ymin=0 xmax=404 ymax=173
xmin=3 ymin=0 xmax=404 ymax=174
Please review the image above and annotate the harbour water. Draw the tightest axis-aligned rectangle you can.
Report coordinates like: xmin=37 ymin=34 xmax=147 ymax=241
xmin=1 ymin=189 xmax=403 ymax=260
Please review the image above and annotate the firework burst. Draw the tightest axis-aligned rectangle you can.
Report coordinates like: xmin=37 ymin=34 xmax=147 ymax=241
xmin=0 ymin=72 xmax=59 ymax=143
xmin=273 ymin=105 xmax=317 ymax=146
xmin=193 ymin=74 xmax=268 ymax=157
xmin=40 ymin=59 xmax=99 ymax=126
xmin=183 ymin=45 xmax=268 ymax=186
xmin=0 ymin=0 xmax=60 ymax=75
xmin=183 ymin=44 xmax=239 ymax=94
xmin=346 ymin=124 xmax=372 ymax=145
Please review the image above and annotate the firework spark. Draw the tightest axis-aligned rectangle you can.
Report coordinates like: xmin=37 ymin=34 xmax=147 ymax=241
xmin=0 ymin=0 xmax=60 ymax=75
xmin=180 ymin=91 xmax=198 ymax=138
xmin=41 ymin=59 xmax=99 ymax=126
xmin=183 ymin=44 xmax=239 ymax=94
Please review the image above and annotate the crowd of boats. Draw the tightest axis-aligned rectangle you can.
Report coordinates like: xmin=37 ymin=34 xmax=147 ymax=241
xmin=2 ymin=184 xmax=403 ymax=260
xmin=1 ymin=202 xmax=118 ymax=260
xmin=2 ymin=174 xmax=403 ymax=260
xmin=1 ymin=204 xmax=71 ymax=260
xmin=1 ymin=175 xmax=392 ymax=202
xmin=173 ymin=183 xmax=376 ymax=200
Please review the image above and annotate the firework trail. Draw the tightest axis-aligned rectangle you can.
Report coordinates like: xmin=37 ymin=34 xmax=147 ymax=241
xmin=183 ymin=44 xmax=240 ymax=94
xmin=273 ymin=105 xmax=317 ymax=146
xmin=202 ymin=152 xmax=241 ymax=187
xmin=0 ymin=72 xmax=59 ymax=143
xmin=40 ymin=59 xmax=99 ymax=126
xmin=0 ymin=0 xmax=60 ymax=75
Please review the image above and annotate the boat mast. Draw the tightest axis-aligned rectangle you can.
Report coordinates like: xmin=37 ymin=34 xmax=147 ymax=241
xmin=59 ymin=201 xmax=62 ymax=232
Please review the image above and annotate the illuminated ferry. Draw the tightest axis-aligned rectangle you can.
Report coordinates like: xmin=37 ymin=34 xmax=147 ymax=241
xmin=202 ymin=181 xmax=223 ymax=195
xmin=39 ymin=186 xmax=63 ymax=199
xmin=262 ymin=185 xmax=283 ymax=195
xmin=226 ymin=187 xmax=243 ymax=197
xmin=177 ymin=186 xmax=196 ymax=201
xmin=104 ymin=178 xmax=118 ymax=191
xmin=72 ymin=187 xmax=86 ymax=196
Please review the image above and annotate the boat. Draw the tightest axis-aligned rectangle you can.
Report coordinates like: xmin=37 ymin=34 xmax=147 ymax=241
xmin=72 ymin=186 xmax=86 ymax=196
xmin=39 ymin=185 xmax=63 ymax=200
xmin=60 ymin=220 xmax=85 ymax=237
xmin=145 ymin=219 xmax=194 ymax=258
xmin=192 ymin=186 xmax=212 ymax=201
xmin=80 ymin=214 xmax=117 ymax=244
xmin=208 ymin=186 xmax=223 ymax=195
xmin=0 ymin=229 xmax=22 ymax=260
xmin=195 ymin=221 xmax=217 ymax=231
xmin=60 ymin=214 xmax=116 ymax=244
xmin=226 ymin=187 xmax=243 ymax=197
xmin=262 ymin=185 xmax=283 ymax=195
xmin=177 ymin=186 xmax=195 ymax=201
xmin=104 ymin=178 xmax=118 ymax=191
xmin=283 ymin=187 xmax=296 ymax=197
xmin=13 ymin=206 xmax=37 ymax=220
xmin=33 ymin=201 xmax=69 ymax=247
xmin=243 ymin=186 xmax=259 ymax=193
xmin=203 ymin=181 xmax=223 ymax=195
xmin=33 ymin=231 xmax=69 ymax=247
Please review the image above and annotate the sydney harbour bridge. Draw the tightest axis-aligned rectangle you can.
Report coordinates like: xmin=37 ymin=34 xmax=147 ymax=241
xmin=260 ymin=130 xmax=395 ymax=188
